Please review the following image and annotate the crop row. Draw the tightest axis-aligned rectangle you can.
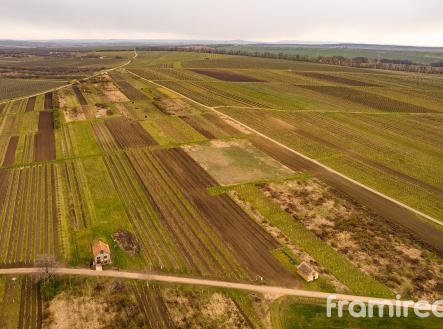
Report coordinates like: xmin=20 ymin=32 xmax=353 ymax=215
xmin=127 ymin=148 xmax=246 ymax=280
xmin=102 ymin=153 xmax=185 ymax=271
xmin=0 ymin=78 xmax=64 ymax=102
xmin=0 ymin=164 xmax=60 ymax=265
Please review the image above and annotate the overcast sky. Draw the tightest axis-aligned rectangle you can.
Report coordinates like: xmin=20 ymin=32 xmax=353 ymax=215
xmin=1 ymin=0 xmax=442 ymax=46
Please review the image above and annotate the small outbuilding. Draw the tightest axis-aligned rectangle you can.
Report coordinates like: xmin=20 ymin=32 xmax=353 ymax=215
xmin=296 ymin=262 xmax=319 ymax=282
xmin=92 ymin=240 xmax=112 ymax=265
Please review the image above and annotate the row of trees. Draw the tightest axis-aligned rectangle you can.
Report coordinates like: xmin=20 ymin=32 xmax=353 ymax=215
xmin=137 ymin=46 xmax=443 ymax=74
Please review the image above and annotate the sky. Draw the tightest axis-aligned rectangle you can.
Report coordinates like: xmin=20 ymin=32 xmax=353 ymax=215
xmin=0 ymin=0 xmax=442 ymax=46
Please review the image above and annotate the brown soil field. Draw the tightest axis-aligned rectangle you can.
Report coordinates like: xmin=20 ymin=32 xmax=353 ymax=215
xmin=202 ymin=113 xmax=244 ymax=137
xmin=37 ymin=111 xmax=54 ymax=130
xmin=191 ymin=69 xmax=265 ymax=82
xmin=0 ymin=104 xmax=5 ymax=114
xmin=2 ymin=135 xmax=19 ymax=166
xmin=34 ymin=132 xmax=56 ymax=162
xmin=72 ymin=85 xmax=88 ymax=106
xmin=153 ymin=148 xmax=298 ymax=286
xmin=110 ymin=72 xmax=148 ymax=101
xmin=180 ymin=115 xmax=217 ymax=139
xmin=126 ymin=149 xmax=245 ymax=279
xmin=298 ymin=85 xmax=435 ymax=113
xmin=34 ymin=111 xmax=55 ymax=162
xmin=296 ymin=72 xmax=379 ymax=86
xmin=250 ymin=135 xmax=443 ymax=255
xmin=105 ymin=117 xmax=157 ymax=148
xmin=44 ymin=92 xmax=53 ymax=110
xmin=132 ymin=284 xmax=174 ymax=329
xmin=25 ymin=96 xmax=36 ymax=112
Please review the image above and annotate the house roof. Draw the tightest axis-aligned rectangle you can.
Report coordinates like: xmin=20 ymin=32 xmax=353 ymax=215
xmin=92 ymin=240 xmax=111 ymax=257
xmin=297 ymin=262 xmax=317 ymax=276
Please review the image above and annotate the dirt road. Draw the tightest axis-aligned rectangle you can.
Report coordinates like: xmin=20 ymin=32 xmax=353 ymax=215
xmin=1 ymin=267 xmax=442 ymax=311
xmin=0 ymin=49 xmax=137 ymax=106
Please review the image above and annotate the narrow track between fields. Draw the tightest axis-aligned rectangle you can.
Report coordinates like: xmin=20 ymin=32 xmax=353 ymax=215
xmin=1 ymin=267 xmax=442 ymax=311
xmin=0 ymin=49 xmax=138 ymax=106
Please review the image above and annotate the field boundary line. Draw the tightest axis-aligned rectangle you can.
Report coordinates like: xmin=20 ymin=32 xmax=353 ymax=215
xmin=0 ymin=49 xmax=138 ymax=106
xmin=0 ymin=267 xmax=442 ymax=311
xmin=127 ymin=69 xmax=443 ymax=227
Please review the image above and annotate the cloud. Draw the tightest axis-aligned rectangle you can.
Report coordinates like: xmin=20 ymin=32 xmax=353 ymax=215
xmin=0 ymin=0 xmax=442 ymax=46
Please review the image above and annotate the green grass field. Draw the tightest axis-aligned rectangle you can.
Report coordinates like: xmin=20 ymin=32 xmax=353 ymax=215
xmin=271 ymin=296 xmax=443 ymax=329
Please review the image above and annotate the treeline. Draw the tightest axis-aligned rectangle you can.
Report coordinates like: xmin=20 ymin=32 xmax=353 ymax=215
xmin=137 ymin=46 xmax=443 ymax=74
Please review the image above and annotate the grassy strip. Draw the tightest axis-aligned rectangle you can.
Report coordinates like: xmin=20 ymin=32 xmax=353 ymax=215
xmin=141 ymin=115 xmax=207 ymax=146
xmin=270 ymin=296 xmax=443 ymax=329
xmin=233 ymin=184 xmax=393 ymax=298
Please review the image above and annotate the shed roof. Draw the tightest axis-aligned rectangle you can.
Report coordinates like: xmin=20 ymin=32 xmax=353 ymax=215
xmin=92 ymin=240 xmax=111 ymax=257
xmin=297 ymin=262 xmax=316 ymax=276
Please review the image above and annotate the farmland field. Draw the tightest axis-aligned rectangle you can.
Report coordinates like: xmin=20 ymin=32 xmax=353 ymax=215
xmin=0 ymin=79 xmax=65 ymax=102
xmin=1 ymin=48 xmax=443 ymax=326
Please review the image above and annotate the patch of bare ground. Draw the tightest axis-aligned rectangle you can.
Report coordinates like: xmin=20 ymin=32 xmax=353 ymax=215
xmin=260 ymin=179 xmax=443 ymax=300
xmin=43 ymin=293 xmax=110 ymax=329
xmin=63 ymin=107 xmax=86 ymax=122
xmin=229 ymin=190 xmax=349 ymax=294
xmin=154 ymin=98 xmax=194 ymax=115
xmin=43 ymin=280 xmax=145 ymax=329
xmin=94 ymin=103 xmax=113 ymax=118
xmin=112 ymin=231 xmax=140 ymax=256
xmin=96 ymin=78 xmax=130 ymax=103
xmin=163 ymin=289 xmax=250 ymax=329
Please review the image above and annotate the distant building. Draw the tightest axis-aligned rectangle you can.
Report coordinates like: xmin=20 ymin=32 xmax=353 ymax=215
xmin=296 ymin=262 xmax=319 ymax=282
xmin=92 ymin=240 xmax=112 ymax=265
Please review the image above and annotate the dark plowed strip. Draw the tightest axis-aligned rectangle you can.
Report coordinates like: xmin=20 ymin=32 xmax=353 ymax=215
xmin=25 ymin=97 xmax=37 ymax=112
xmin=37 ymin=111 xmax=54 ymax=130
xmin=72 ymin=85 xmax=88 ymax=106
xmin=250 ymin=135 xmax=443 ymax=255
xmin=297 ymin=72 xmax=379 ymax=87
xmin=2 ymin=135 xmax=19 ymax=166
xmin=202 ymin=113 xmax=243 ymax=137
xmin=0 ymin=170 xmax=10 ymax=207
xmin=298 ymin=85 xmax=435 ymax=113
xmin=34 ymin=131 xmax=56 ymax=162
xmin=0 ymin=104 xmax=5 ymax=114
xmin=180 ymin=116 xmax=217 ymax=139
xmin=191 ymin=69 xmax=265 ymax=82
xmin=43 ymin=92 xmax=53 ymax=110
xmin=105 ymin=117 xmax=157 ymax=148
xmin=154 ymin=148 xmax=297 ymax=286
xmin=110 ymin=72 xmax=148 ymax=100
